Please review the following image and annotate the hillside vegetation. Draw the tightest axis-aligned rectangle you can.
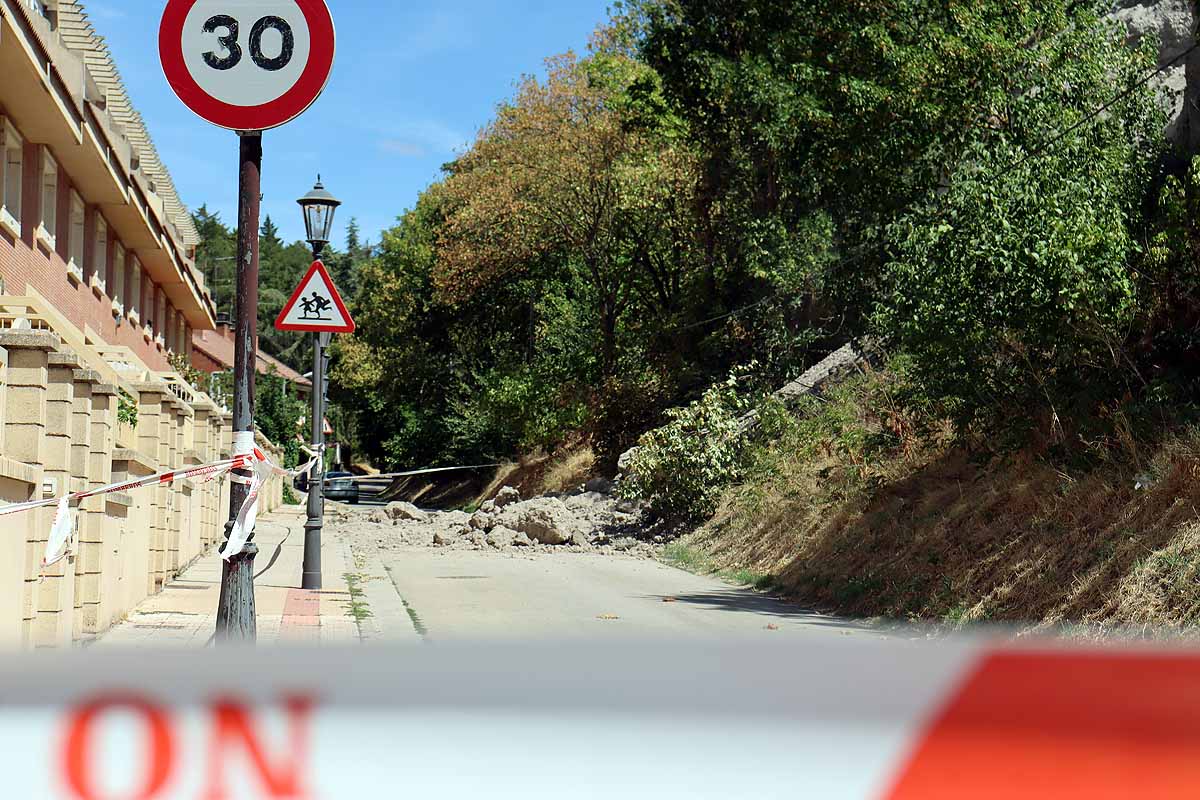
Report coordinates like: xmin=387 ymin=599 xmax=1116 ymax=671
xmin=678 ymin=364 xmax=1200 ymax=632
xmin=328 ymin=1 xmax=1200 ymax=624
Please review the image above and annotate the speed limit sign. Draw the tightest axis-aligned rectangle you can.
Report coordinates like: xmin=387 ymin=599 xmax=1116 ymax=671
xmin=159 ymin=0 xmax=335 ymax=131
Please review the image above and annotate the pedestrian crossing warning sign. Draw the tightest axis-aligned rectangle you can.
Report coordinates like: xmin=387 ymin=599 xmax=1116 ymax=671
xmin=275 ymin=260 xmax=355 ymax=334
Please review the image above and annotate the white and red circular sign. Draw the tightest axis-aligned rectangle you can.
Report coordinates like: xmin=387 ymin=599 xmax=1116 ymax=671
xmin=159 ymin=0 xmax=335 ymax=131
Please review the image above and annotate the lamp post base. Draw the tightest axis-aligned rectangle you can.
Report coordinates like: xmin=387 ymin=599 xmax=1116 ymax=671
xmin=302 ymin=517 xmax=323 ymax=590
xmin=215 ymin=541 xmax=259 ymax=644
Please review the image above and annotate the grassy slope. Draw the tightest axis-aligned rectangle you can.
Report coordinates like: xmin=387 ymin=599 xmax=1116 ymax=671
xmin=679 ymin=367 xmax=1200 ymax=633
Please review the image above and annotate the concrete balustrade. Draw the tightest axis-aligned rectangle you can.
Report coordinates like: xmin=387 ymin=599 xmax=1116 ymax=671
xmin=0 ymin=331 xmax=288 ymax=647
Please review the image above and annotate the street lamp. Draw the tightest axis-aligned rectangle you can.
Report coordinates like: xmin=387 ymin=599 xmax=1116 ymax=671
xmin=297 ymin=176 xmax=340 ymax=590
xmin=298 ymin=176 xmax=341 ymax=258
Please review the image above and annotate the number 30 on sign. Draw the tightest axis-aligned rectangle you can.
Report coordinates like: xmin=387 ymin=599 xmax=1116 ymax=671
xmin=159 ymin=0 xmax=336 ymax=132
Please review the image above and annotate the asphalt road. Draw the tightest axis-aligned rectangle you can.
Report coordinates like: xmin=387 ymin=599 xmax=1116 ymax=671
xmin=372 ymin=547 xmax=880 ymax=641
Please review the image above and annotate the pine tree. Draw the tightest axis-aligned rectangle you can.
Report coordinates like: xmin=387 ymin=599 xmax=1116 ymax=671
xmin=331 ymin=217 xmax=363 ymax=297
xmin=260 ymin=216 xmax=284 ymax=264
xmin=192 ymin=206 xmax=236 ymax=317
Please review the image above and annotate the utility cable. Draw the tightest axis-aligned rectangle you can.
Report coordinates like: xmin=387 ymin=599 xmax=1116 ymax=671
xmin=685 ymin=38 xmax=1200 ymax=332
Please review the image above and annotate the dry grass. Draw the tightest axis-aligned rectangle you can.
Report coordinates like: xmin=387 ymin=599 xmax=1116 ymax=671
xmin=468 ymin=438 xmax=597 ymax=507
xmin=477 ymin=463 xmax=524 ymax=504
xmin=538 ymin=445 xmax=596 ymax=494
xmin=685 ymin=370 xmax=1200 ymax=630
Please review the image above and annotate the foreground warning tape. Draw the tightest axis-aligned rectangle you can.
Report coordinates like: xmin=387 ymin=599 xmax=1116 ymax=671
xmin=1 ymin=638 xmax=1198 ymax=798
xmin=0 ymin=448 xmax=318 ymax=569
xmin=218 ymin=448 xmax=320 ymax=563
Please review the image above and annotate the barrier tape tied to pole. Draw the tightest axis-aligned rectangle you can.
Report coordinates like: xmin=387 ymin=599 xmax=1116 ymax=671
xmin=0 ymin=448 xmax=319 ymax=571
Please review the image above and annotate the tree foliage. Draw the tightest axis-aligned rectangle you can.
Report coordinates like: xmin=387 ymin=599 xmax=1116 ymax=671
xmin=873 ymin=14 xmax=1166 ymax=415
xmin=328 ymin=0 xmax=1184 ymax=475
xmin=436 ymin=50 xmax=703 ymax=374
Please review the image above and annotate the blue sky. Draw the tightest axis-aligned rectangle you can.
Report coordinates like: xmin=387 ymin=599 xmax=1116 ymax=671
xmin=88 ymin=1 xmax=612 ymax=248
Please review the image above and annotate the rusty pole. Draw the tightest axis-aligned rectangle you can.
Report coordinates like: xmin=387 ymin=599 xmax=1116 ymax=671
xmin=216 ymin=131 xmax=262 ymax=643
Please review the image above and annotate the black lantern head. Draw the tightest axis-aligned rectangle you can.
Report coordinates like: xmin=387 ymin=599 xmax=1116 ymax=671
xmin=297 ymin=175 xmax=341 ymax=253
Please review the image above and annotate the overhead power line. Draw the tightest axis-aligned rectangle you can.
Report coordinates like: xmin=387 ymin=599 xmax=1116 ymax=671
xmin=684 ymin=35 xmax=1199 ymax=334
xmin=991 ymin=41 xmax=1200 ymax=182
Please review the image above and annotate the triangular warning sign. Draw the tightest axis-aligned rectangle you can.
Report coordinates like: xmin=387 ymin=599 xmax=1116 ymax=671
xmin=274 ymin=260 xmax=355 ymax=334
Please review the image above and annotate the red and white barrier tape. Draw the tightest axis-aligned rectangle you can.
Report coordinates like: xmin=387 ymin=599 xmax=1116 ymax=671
xmin=0 ymin=447 xmax=318 ymax=569
xmin=2 ymin=639 xmax=1199 ymax=798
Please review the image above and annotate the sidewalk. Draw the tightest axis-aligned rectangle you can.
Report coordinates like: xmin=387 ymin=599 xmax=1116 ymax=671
xmin=96 ymin=504 xmax=411 ymax=648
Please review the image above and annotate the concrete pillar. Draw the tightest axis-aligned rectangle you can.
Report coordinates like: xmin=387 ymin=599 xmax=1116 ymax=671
xmin=193 ymin=400 xmax=219 ymax=551
xmin=134 ymin=384 xmax=166 ymax=592
xmin=68 ymin=368 xmax=96 ymax=638
xmin=78 ymin=382 xmax=117 ymax=638
xmin=35 ymin=352 xmax=80 ymax=647
xmin=193 ymin=403 xmax=210 ymax=549
xmin=111 ymin=448 xmax=156 ymax=622
xmin=176 ymin=403 xmax=202 ymax=567
xmin=163 ymin=399 xmax=181 ymax=577
xmin=0 ymin=337 xmax=33 ymax=648
xmin=0 ymin=330 xmax=60 ymax=646
xmin=0 ymin=459 xmax=38 ymax=648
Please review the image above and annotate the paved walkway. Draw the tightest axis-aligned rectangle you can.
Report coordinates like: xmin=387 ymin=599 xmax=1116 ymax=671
xmin=374 ymin=547 xmax=883 ymax=642
xmin=99 ymin=504 xmax=877 ymax=648
xmin=96 ymin=505 xmax=416 ymax=648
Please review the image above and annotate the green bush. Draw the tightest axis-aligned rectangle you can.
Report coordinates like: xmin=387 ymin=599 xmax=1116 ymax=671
xmin=620 ymin=374 xmax=750 ymax=521
xmin=872 ymin=20 xmax=1165 ymax=419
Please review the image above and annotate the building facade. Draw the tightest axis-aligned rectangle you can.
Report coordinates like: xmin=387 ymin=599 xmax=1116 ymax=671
xmin=0 ymin=0 xmax=286 ymax=648
xmin=0 ymin=0 xmax=212 ymax=364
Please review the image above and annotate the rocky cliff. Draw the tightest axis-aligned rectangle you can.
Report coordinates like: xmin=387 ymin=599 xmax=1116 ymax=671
xmin=1113 ymin=0 xmax=1196 ymax=147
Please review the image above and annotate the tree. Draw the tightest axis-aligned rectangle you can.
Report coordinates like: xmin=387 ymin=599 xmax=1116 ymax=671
xmin=872 ymin=12 xmax=1166 ymax=416
xmin=329 ymin=217 xmax=367 ymax=298
xmin=259 ymin=216 xmax=284 ymax=263
xmin=641 ymin=0 xmax=1136 ymax=318
xmin=436 ymin=50 xmax=703 ymax=375
xmin=193 ymin=206 xmax=236 ymax=317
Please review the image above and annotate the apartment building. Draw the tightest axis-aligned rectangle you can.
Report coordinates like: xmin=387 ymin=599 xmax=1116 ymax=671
xmin=0 ymin=0 xmax=214 ymax=361
xmin=0 ymin=0 xmax=287 ymax=648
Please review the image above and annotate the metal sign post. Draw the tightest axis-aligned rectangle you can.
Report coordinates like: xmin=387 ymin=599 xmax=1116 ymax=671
xmin=277 ymin=183 xmax=352 ymax=589
xmin=216 ymin=132 xmax=262 ymax=640
xmin=160 ymin=0 xmax=336 ymax=643
xmin=303 ymin=329 xmax=331 ymax=589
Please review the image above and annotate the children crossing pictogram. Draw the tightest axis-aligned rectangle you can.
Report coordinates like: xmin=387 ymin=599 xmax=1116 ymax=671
xmin=275 ymin=260 xmax=355 ymax=333
xmin=299 ymin=293 xmax=334 ymax=321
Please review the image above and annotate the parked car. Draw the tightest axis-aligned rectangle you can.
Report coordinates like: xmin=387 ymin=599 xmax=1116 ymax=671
xmin=323 ymin=471 xmax=358 ymax=504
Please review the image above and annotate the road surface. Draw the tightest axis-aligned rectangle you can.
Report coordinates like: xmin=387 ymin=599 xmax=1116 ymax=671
xmin=369 ymin=547 xmax=878 ymax=641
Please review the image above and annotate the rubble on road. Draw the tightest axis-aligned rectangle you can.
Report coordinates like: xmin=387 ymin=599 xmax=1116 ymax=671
xmin=331 ymin=482 xmax=665 ymax=558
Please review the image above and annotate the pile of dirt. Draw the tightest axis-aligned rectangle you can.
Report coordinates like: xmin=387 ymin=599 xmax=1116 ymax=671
xmin=331 ymin=483 xmax=666 ymax=559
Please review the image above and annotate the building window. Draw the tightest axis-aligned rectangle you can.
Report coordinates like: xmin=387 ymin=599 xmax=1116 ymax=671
xmin=67 ymin=191 xmax=84 ymax=281
xmin=91 ymin=213 xmax=108 ymax=294
xmin=0 ymin=119 xmax=22 ymax=237
xmin=37 ymin=148 xmax=57 ymax=251
xmin=112 ymin=241 xmax=126 ymax=313
xmin=155 ymin=288 xmax=166 ymax=348
xmin=129 ymin=257 xmax=142 ymax=323
xmin=143 ymin=280 xmax=156 ymax=343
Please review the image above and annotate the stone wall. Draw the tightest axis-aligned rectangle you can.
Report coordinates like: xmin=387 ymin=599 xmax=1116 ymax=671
xmin=0 ymin=303 xmax=287 ymax=647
